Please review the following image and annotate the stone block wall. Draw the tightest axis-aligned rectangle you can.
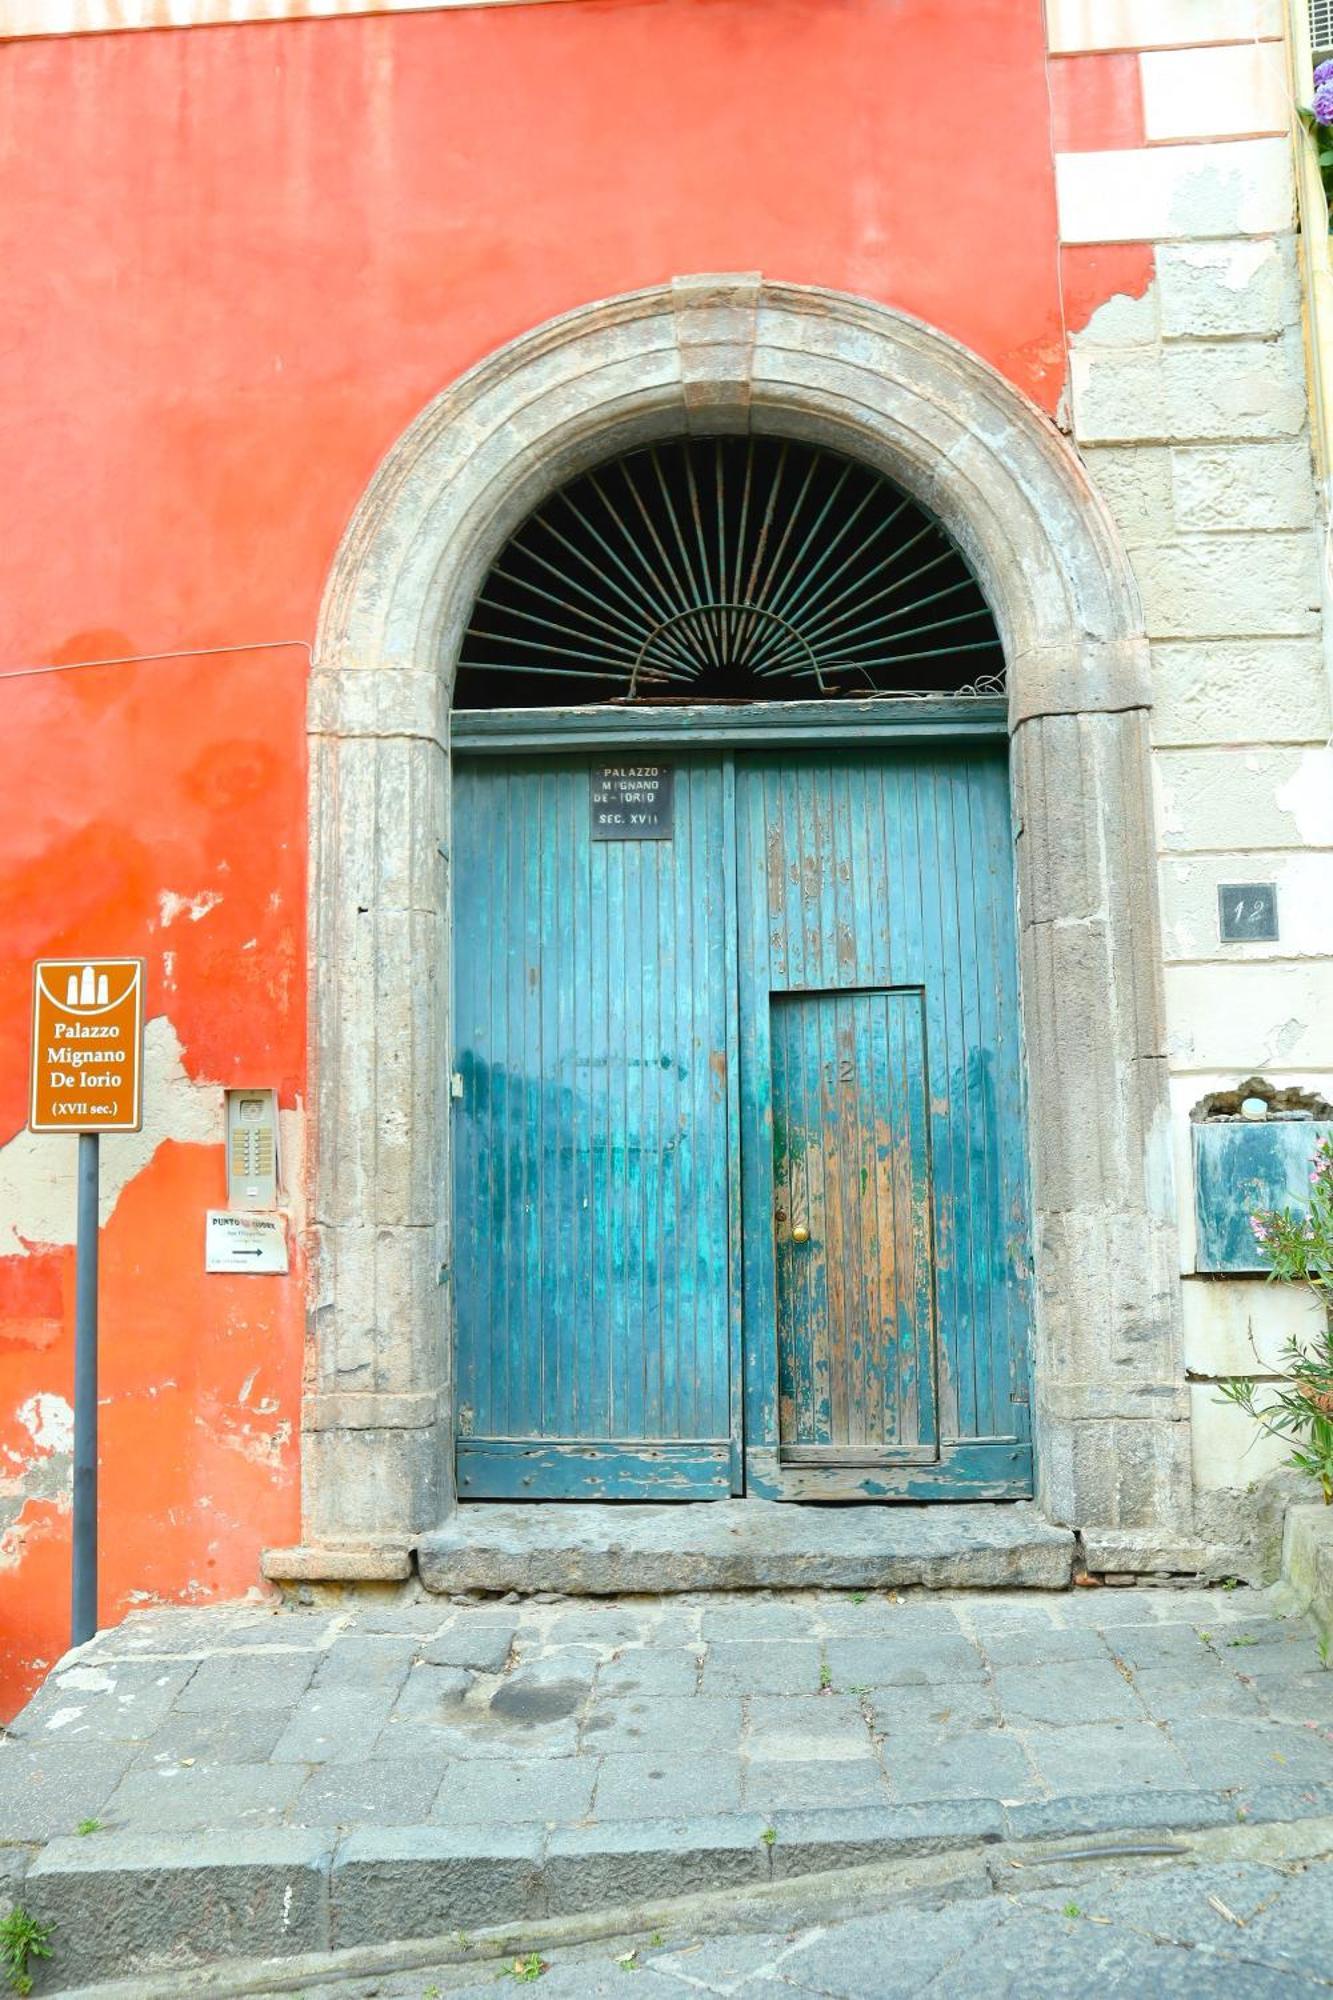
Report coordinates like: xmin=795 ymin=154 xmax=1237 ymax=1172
xmin=1048 ymin=0 xmax=1333 ymax=1508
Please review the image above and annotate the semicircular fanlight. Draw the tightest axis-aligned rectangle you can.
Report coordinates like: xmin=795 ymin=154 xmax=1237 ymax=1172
xmin=454 ymin=434 xmax=1003 ymax=708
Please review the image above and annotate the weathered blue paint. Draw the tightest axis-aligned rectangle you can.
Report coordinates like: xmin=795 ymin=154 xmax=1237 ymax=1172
xmin=735 ymin=749 xmax=1032 ymax=1501
xmin=452 ymin=740 xmax=1032 ymax=1502
xmin=770 ymin=988 xmax=936 ymax=1458
xmin=1193 ymin=1120 xmax=1333 ymax=1274
xmin=452 ymin=756 xmax=735 ymax=1498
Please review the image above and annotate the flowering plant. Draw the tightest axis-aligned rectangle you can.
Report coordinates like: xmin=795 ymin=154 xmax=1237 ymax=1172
xmin=1300 ymin=59 xmax=1333 ymax=231
xmin=1217 ymin=1132 xmax=1333 ymax=1503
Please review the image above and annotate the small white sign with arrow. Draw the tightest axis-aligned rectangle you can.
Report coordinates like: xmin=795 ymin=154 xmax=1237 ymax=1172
xmin=205 ymin=1209 xmax=289 ymax=1274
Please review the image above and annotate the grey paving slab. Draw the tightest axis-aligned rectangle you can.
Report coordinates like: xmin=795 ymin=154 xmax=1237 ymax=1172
xmin=700 ymin=1639 xmax=825 ymax=1694
xmin=992 ymin=1655 xmax=1145 ymax=1726
xmin=1055 ymin=1589 xmax=1213 ymax=1628
xmin=100 ymin=1760 xmax=304 ymax=1833
xmin=171 ymin=1647 xmax=319 ymax=1712
xmin=823 ymin=1633 xmax=985 ymax=1688
xmin=699 ymin=1601 xmax=819 ymax=1643
xmin=593 ymin=1752 xmax=743 ymax=1819
xmin=292 ymin=1757 xmax=446 ymax=1828
xmin=130 ymin=1704 xmax=293 ymax=1768
xmin=883 ymin=1725 xmax=1037 ymax=1803
xmin=812 ymin=1598 xmax=968 ymax=1639
xmin=871 ymin=1677 xmax=1000 ymax=1736
xmin=1020 ymin=1718 xmax=1193 ymax=1794
xmin=380 ymin=1697 xmax=580 ymax=1761
xmin=1169 ymin=1714 xmax=1333 ymax=1791
xmin=94 ymin=1608 xmax=331 ymax=1656
xmin=0 ymin=1742 xmax=135 ymax=1839
xmin=312 ymin=1633 xmax=418 ymax=1690
xmin=6 ymin=1658 xmax=199 ymax=1743
xmin=745 ymin=1693 xmax=877 ymax=1761
xmin=1131 ymin=1666 xmax=1268 ymax=1722
xmin=973 ymin=1622 xmax=1111 ymax=1668
xmin=269 ymin=1686 xmax=401 ymax=1763
xmin=433 ymin=1755 xmax=597 ymax=1825
xmin=347 ymin=1603 xmax=452 ymax=1636
xmin=420 ymin=1618 xmax=517 ymax=1673
xmin=492 ymin=1652 xmax=599 ymax=1707
xmin=1211 ymin=1627 xmax=1325 ymax=1678
xmin=581 ymin=1693 xmax=742 ymax=1755
xmin=389 ymin=1660 xmax=473 ymax=1719
xmin=1253 ymin=1669 xmax=1333 ymax=1726
xmin=593 ymin=1647 xmax=703 ymax=1696
xmin=533 ymin=1608 xmax=667 ymax=1650
xmin=741 ymin=1754 xmax=890 ymax=1813
xmin=1102 ymin=1622 xmax=1220 ymax=1675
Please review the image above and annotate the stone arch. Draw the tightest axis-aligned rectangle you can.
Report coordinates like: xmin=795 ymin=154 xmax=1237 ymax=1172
xmin=301 ymin=277 xmax=1190 ymax=1564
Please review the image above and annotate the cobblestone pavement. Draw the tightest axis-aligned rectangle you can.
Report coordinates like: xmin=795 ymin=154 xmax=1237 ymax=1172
xmin=317 ymin=1843 xmax=1333 ymax=1997
xmin=4 ymin=1584 xmax=1332 ymax=1989
xmin=7 ymin=1585 xmax=1330 ymax=1845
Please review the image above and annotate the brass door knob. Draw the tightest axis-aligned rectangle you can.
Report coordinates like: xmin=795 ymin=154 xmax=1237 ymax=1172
xmin=791 ymin=1225 xmax=810 ymax=1245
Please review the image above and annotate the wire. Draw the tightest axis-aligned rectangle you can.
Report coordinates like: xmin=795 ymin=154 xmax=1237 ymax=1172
xmin=0 ymin=638 xmax=312 ymax=682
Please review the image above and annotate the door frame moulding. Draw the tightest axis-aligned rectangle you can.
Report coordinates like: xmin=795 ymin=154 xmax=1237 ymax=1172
xmin=285 ymin=274 xmax=1191 ymax=1572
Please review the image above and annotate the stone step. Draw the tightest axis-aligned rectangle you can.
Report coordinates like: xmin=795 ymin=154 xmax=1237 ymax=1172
xmin=417 ymin=1500 xmax=1074 ymax=1596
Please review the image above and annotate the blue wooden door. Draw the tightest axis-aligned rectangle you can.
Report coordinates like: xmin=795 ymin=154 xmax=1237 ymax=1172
xmin=451 ymin=755 xmax=738 ymax=1498
xmin=737 ymin=749 xmax=1033 ymax=1500
xmin=452 ymin=741 xmax=1031 ymax=1503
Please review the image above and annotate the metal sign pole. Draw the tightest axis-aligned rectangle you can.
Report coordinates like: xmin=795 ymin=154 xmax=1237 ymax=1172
xmin=30 ymin=958 xmax=145 ymax=1649
xmin=72 ymin=1130 xmax=99 ymax=1647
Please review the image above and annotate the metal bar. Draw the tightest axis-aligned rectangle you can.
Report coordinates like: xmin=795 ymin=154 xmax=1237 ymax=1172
xmin=793 ymin=543 xmax=972 ymax=651
xmin=616 ymin=455 xmax=708 ymax=652
xmin=649 ymin=446 xmax=717 ymax=667
xmin=72 ymin=1131 xmax=98 ymax=1648
xmin=680 ymin=447 xmax=725 ymax=671
xmin=555 ymin=485 xmax=694 ymax=652
xmin=763 ymin=494 xmax=912 ymax=635
xmin=585 ymin=468 xmax=691 ymax=634
xmin=814 ymin=607 xmax=998 ymax=664
xmin=829 ymin=637 xmax=1004 ymax=670
xmin=488 ymin=553 xmax=663 ymax=654
xmin=760 ymin=470 xmax=886 ymax=627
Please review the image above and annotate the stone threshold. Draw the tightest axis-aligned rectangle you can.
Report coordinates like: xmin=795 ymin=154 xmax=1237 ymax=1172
xmin=415 ymin=1500 xmax=1076 ymax=1596
xmin=24 ymin=1792 xmax=1333 ymax=1991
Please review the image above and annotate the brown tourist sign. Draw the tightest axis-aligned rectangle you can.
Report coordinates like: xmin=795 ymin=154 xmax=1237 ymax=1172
xmin=29 ymin=958 xmax=146 ymax=1133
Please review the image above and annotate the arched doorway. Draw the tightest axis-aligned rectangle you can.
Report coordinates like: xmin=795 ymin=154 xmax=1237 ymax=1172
xmin=449 ymin=434 xmax=1031 ymax=1502
xmin=300 ymin=279 xmax=1190 ymax=1563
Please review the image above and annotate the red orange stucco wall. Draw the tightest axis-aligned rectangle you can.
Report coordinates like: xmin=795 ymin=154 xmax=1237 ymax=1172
xmin=0 ymin=0 xmax=1139 ymax=1720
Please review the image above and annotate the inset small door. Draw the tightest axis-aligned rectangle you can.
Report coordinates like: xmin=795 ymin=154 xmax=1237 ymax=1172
xmin=770 ymin=987 xmax=936 ymax=1467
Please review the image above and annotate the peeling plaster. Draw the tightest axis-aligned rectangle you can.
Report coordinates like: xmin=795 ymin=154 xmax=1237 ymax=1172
xmin=1276 ymin=748 xmax=1333 ymax=846
xmin=16 ymin=1393 xmax=73 ymax=1459
xmin=157 ymin=888 xmax=222 ymax=928
xmin=0 ymin=1015 xmax=222 ymax=1256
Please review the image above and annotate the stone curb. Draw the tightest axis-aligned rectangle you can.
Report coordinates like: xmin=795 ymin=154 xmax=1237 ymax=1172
xmin=18 ymin=1784 xmax=1333 ymax=1991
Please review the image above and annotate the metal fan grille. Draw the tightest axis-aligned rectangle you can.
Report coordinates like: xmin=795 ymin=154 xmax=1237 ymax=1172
xmin=454 ymin=436 xmax=1002 ymax=708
